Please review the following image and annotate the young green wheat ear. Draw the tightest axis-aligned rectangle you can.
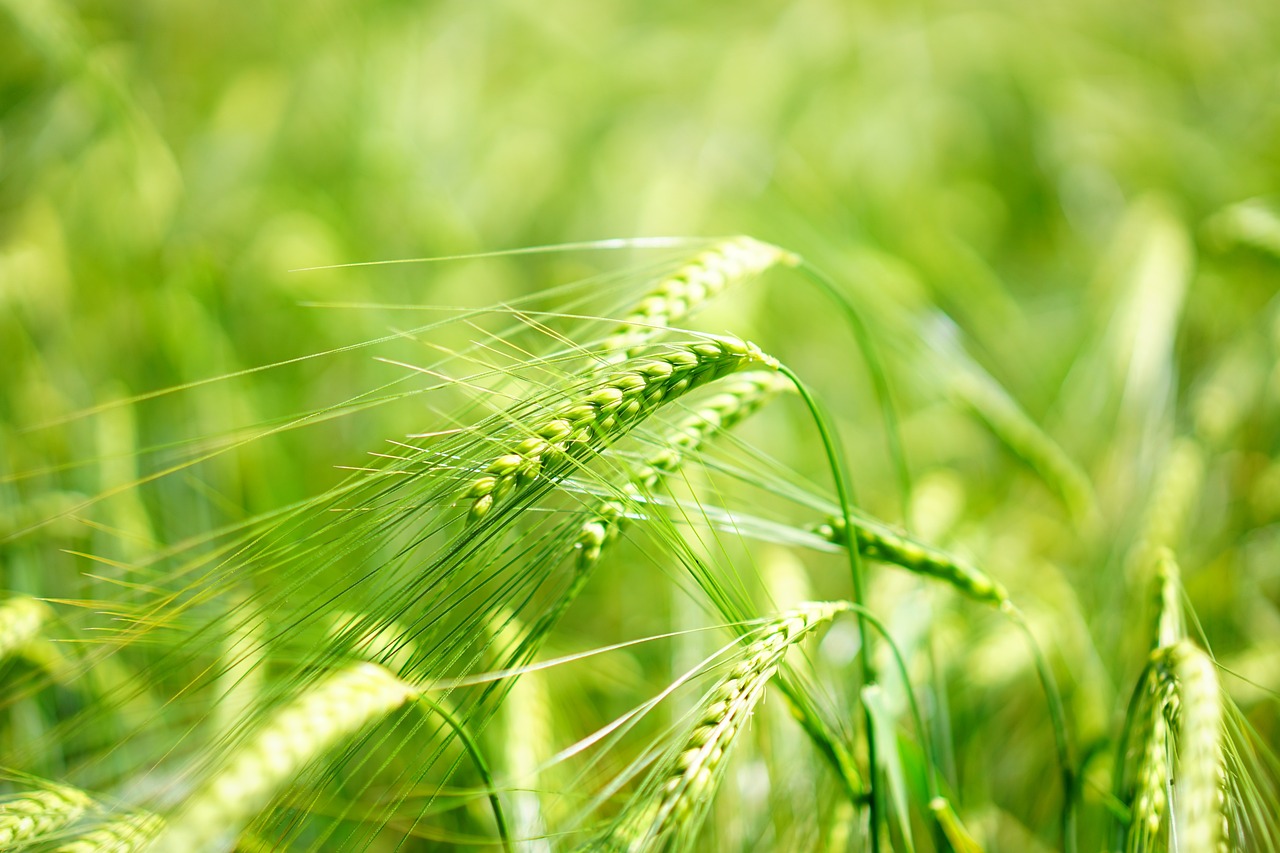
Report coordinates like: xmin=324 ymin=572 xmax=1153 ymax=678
xmin=1126 ymin=551 xmax=1183 ymax=851
xmin=462 ymin=337 xmax=778 ymax=523
xmin=0 ymin=783 xmax=93 ymax=847
xmin=814 ymin=514 xmax=1008 ymax=606
xmin=1127 ymin=661 xmax=1177 ymax=852
xmin=598 ymin=601 xmax=848 ymax=852
xmin=1126 ymin=639 xmax=1229 ymax=853
xmin=575 ymin=371 xmax=790 ymax=571
xmin=499 ymin=371 xmax=787 ymax=681
xmin=148 ymin=662 xmax=416 ymax=852
xmin=1164 ymin=641 xmax=1229 ymax=853
xmin=597 ymin=237 xmax=798 ymax=364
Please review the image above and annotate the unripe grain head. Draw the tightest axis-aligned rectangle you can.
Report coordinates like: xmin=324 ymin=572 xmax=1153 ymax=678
xmin=462 ymin=338 xmax=777 ymax=524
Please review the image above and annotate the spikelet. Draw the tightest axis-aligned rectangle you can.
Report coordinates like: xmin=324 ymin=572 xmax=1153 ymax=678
xmin=575 ymin=371 xmax=790 ymax=571
xmin=602 ymin=601 xmax=847 ymax=851
xmin=462 ymin=338 xmax=778 ymax=524
xmin=55 ymin=812 xmax=165 ymax=853
xmin=0 ymin=784 xmax=93 ymax=847
xmin=815 ymin=515 xmax=1007 ymax=606
xmin=1165 ymin=642 xmax=1228 ymax=853
xmin=1126 ymin=663 xmax=1177 ymax=851
xmin=597 ymin=237 xmax=798 ymax=364
xmin=148 ymin=662 xmax=415 ymax=852
xmin=1125 ymin=639 xmax=1229 ymax=853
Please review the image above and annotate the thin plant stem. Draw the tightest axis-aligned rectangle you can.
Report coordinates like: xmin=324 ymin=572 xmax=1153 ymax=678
xmin=779 ymin=362 xmax=882 ymax=850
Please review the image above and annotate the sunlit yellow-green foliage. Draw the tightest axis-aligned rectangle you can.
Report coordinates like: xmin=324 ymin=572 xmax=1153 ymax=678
xmin=3 ymin=0 xmax=1280 ymax=850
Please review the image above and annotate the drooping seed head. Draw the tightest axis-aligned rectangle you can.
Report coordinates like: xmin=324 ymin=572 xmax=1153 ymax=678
xmin=598 ymin=237 xmax=798 ymax=364
xmin=607 ymin=601 xmax=846 ymax=851
xmin=462 ymin=338 xmax=777 ymax=524
xmin=1127 ymin=664 xmax=1177 ymax=850
xmin=1164 ymin=642 xmax=1228 ymax=853
xmin=572 ymin=371 xmax=789 ymax=573
xmin=0 ymin=784 xmax=93 ymax=847
xmin=149 ymin=663 xmax=415 ymax=852
xmin=816 ymin=515 xmax=1008 ymax=606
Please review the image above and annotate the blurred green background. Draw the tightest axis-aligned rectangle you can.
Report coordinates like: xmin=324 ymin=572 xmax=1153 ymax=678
xmin=3 ymin=0 xmax=1280 ymax=847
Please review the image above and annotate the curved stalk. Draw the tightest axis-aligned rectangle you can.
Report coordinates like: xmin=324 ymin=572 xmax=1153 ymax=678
xmin=778 ymin=362 xmax=882 ymax=850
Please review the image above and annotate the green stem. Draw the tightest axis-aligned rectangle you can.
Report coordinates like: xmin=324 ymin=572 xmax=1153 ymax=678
xmin=779 ymin=363 xmax=882 ymax=851
xmin=796 ymin=261 xmax=913 ymax=525
xmin=411 ymin=693 xmax=513 ymax=853
xmin=854 ymin=603 xmax=942 ymax=802
xmin=1007 ymin=605 xmax=1077 ymax=853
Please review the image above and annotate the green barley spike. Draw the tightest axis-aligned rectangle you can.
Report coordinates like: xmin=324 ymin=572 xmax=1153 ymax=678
xmin=575 ymin=370 xmax=790 ymax=571
xmin=1152 ymin=549 xmax=1184 ymax=651
xmin=0 ymin=784 xmax=94 ymax=848
xmin=462 ymin=337 xmax=778 ymax=524
xmin=148 ymin=663 xmax=416 ymax=852
xmin=598 ymin=237 xmax=798 ymax=365
xmin=489 ymin=370 xmax=790 ymax=719
xmin=596 ymin=601 xmax=847 ymax=852
xmin=1165 ymin=642 xmax=1229 ymax=853
xmin=815 ymin=515 xmax=1008 ymax=606
xmin=1126 ymin=664 xmax=1176 ymax=851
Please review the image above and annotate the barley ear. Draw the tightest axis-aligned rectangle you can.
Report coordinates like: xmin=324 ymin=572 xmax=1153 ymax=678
xmin=1152 ymin=549 xmax=1184 ymax=650
xmin=0 ymin=784 xmax=94 ymax=847
xmin=1126 ymin=640 xmax=1229 ymax=853
xmin=1123 ymin=551 xmax=1189 ymax=851
xmin=597 ymin=237 xmax=798 ymax=364
xmin=147 ymin=662 xmax=415 ymax=852
xmin=1165 ymin=642 xmax=1228 ymax=853
xmin=815 ymin=514 xmax=1008 ymax=606
xmin=1126 ymin=664 xmax=1175 ymax=851
xmin=602 ymin=601 xmax=847 ymax=852
xmin=461 ymin=337 xmax=778 ymax=524
xmin=575 ymin=370 xmax=790 ymax=573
